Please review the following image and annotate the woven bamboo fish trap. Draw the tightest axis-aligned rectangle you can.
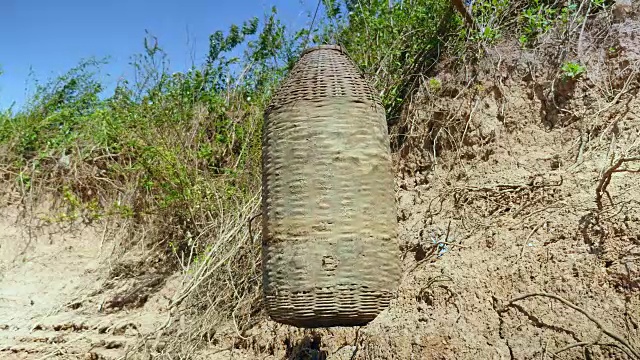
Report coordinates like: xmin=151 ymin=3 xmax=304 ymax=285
xmin=261 ymin=44 xmax=401 ymax=328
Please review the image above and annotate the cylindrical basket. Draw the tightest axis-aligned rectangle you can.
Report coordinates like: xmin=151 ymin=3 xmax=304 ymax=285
xmin=261 ymin=44 xmax=401 ymax=328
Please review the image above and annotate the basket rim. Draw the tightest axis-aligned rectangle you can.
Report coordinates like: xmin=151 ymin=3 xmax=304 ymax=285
xmin=301 ymin=44 xmax=345 ymax=56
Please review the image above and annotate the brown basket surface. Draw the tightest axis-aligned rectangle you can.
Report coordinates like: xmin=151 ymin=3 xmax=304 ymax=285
xmin=261 ymin=45 xmax=401 ymax=328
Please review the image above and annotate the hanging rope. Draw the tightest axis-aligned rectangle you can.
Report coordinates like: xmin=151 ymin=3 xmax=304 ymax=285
xmin=304 ymin=0 xmax=323 ymax=49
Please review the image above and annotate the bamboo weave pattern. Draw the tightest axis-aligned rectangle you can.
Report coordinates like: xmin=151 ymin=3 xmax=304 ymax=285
xmin=261 ymin=45 xmax=401 ymax=328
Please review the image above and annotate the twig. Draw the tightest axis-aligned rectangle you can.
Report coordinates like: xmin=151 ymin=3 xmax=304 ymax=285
xmin=595 ymin=156 xmax=640 ymax=211
xmin=248 ymin=211 xmax=262 ymax=244
xmin=460 ymin=176 xmax=563 ymax=193
xmin=599 ymin=342 xmax=640 ymax=360
xmin=595 ymin=71 xmax=638 ymax=137
xmin=422 ymin=274 xmax=455 ymax=289
xmin=576 ymin=0 xmax=592 ymax=58
xmin=451 ymin=0 xmax=481 ymax=32
xmin=502 ymin=292 xmax=640 ymax=359
xmin=97 ymin=219 xmax=109 ymax=259
xmin=519 ymin=220 xmax=546 ymax=259
xmin=511 ymin=194 xmax=545 ymax=219
xmin=418 ymin=275 xmax=463 ymax=323
xmin=553 ymin=331 xmax=602 ymax=357
xmin=459 ymin=98 xmax=481 ymax=149
xmin=522 ymin=200 xmax=568 ymax=221
xmin=437 ymin=241 xmax=468 ymax=248
xmin=570 ymin=130 xmax=587 ymax=171
xmin=349 ymin=327 xmax=361 ymax=360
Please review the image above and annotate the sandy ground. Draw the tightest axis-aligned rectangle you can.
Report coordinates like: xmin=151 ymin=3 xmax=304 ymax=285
xmin=0 ymin=208 xmax=177 ymax=360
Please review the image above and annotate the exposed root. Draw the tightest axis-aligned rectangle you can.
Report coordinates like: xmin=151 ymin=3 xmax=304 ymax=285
xmin=596 ymin=154 xmax=640 ymax=211
xmin=500 ymin=292 xmax=640 ymax=359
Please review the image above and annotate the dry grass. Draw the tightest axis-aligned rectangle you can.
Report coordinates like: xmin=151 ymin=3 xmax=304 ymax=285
xmin=118 ymin=191 xmax=262 ymax=359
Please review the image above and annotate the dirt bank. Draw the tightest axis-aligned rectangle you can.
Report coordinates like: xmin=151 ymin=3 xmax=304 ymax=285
xmin=0 ymin=204 xmax=179 ymax=360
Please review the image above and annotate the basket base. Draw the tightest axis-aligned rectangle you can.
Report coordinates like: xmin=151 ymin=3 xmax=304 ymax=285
xmin=264 ymin=287 xmax=394 ymax=328
xmin=269 ymin=312 xmax=378 ymax=328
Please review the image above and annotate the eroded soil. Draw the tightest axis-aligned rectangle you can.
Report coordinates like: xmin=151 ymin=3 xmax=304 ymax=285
xmin=0 ymin=207 xmax=178 ymax=360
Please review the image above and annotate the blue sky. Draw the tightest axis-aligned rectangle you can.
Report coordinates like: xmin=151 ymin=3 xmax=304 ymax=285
xmin=0 ymin=0 xmax=320 ymax=111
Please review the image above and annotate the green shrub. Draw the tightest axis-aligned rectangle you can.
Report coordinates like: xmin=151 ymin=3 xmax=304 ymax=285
xmin=0 ymin=6 xmax=308 ymax=240
xmin=561 ymin=61 xmax=586 ymax=80
xmin=314 ymin=0 xmax=454 ymax=122
xmin=468 ymin=0 xmax=510 ymax=44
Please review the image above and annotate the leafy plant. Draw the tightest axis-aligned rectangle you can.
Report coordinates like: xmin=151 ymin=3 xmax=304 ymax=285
xmin=428 ymin=77 xmax=442 ymax=93
xmin=519 ymin=0 xmax=558 ymax=46
xmin=468 ymin=0 xmax=510 ymax=44
xmin=561 ymin=61 xmax=586 ymax=80
xmin=315 ymin=0 xmax=453 ymax=123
